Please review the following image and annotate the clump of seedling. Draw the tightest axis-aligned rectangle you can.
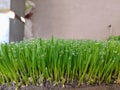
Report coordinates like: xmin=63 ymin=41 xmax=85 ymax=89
xmin=0 ymin=37 xmax=120 ymax=89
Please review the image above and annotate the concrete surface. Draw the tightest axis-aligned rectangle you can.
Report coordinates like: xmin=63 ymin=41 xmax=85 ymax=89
xmin=31 ymin=0 xmax=120 ymax=40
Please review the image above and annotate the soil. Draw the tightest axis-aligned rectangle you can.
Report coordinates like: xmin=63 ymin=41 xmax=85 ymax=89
xmin=1 ymin=83 xmax=120 ymax=90
xmin=20 ymin=85 xmax=120 ymax=90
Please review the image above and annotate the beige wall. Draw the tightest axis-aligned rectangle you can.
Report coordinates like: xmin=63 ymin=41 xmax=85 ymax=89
xmin=32 ymin=0 xmax=120 ymax=40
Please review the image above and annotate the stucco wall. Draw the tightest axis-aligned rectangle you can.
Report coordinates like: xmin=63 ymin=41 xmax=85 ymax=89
xmin=31 ymin=0 xmax=120 ymax=40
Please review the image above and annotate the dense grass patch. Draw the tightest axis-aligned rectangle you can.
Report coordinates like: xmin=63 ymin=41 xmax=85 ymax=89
xmin=108 ymin=35 xmax=120 ymax=41
xmin=0 ymin=38 xmax=120 ymax=87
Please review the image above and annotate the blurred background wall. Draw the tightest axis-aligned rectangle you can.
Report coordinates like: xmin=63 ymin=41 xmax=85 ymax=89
xmin=0 ymin=0 xmax=25 ymax=43
xmin=31 ymin=0 xmax=120 ymax=40
xmin=10 ymin=0 xmax=25 ymax=42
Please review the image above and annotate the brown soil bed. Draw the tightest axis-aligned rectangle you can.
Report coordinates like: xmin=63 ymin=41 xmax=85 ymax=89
xmin=20 ymin=85 xmax=120 ymax=90
xmin=1 ymin=83 xmax=120 ymax=90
